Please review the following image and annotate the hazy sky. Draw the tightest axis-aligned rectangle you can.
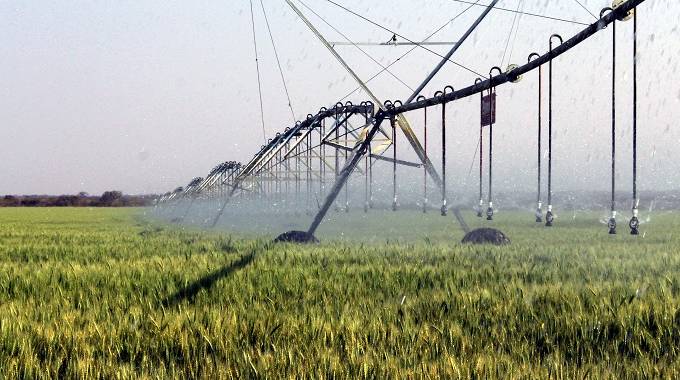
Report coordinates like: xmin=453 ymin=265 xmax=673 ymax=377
xmin=1 ymin=0 xmax=678 ymax=195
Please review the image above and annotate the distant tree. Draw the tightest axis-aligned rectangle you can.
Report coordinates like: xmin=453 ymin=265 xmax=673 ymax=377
xmin=21 ymin=199 xmax=40 ymax=207
xmin=99 ymin=191 xmax=123 ymax=206
xmin=0 ymin=192 xmax=156 ymax=207
xmin=1 ymin=195 xmax=19 ymax=207
xmin=54 ymin=195 xmax=79 ymax=207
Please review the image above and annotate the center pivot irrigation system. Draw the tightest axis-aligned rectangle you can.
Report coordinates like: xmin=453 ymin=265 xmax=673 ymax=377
xmin=157 ymin=0 xmax=647 ymax=239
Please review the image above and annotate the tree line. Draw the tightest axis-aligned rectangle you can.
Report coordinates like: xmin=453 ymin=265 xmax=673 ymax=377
xmin=0 ymin=191 xmax=156 ymax=207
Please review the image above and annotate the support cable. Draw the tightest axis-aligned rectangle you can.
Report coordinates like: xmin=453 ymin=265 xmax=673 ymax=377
xmin=447 ymin=0 xmax=590 ymax=25
xmin=337 ymin=0 xmax=481 ymax=102
xmin=465 ymin=134 xmax=480 ymax=179
xmin=464 ymin=135 xmax=483 ymax=216
xmin=500 ymin=0 xmax=522 ymax=68
xmin=297 ymin=0 xmax=414 ymax=92
xmin=250 ymin=0 xmax=267 ymax=142
xmin=260 ymin=0 xmax=296 ymax=124
xmin=320 ymin=0 xmax=485 ymax=78
xmin=505 ymin=0 xmax=525 ymax=67
xmin=573 ymin=0 xmax=598 ymax=20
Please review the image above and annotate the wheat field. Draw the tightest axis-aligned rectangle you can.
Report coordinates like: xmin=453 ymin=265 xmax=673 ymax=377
xmin=1 ymin=207 xmax=679 ymax=378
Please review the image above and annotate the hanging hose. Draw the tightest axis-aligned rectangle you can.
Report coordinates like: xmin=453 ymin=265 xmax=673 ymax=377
xmin=369 ymin=106 xmax=374 ymax=210
xmin=334 ymin=103 xmax=342 ymax=211
xmin=487 ymin=85 xmax=493 ymax=221
xmin=295 ymin=138 xmax=300 ymax=211
xmin=363 ymin=104 xmax=370 ymax=213
xmin=319 ymin=109 xmax=326 ymax=198
xmin=487 ymin=68 xmax=501 ymax=221
xmin=608 ymin=8 xmax=618 ymax=234
xmin=474 ymin=78 xmax=484 ymax=218
xmin=436 ymin=91 xmax=447 ymax=216
xmin=344 ymin=101 xmax=351 ymax=213
xmin=600 ymin=8 xmax=617 ymax=234
xmin=284 ymin=140 xmax=290 ymax=201
xmin=528 ymin=53 xmax=542 ymax=222
xmin=384 ymin=100 xmax=400 ymax=211
xmin=546 ymin=34 xmax=563 ymax=227
xmin=306 ymin=128 xmax=312 ymax=215
xmin=392 ymin=114 xmax=398 ymax=211
xmin=276 ymin=148 xmax=280 ymax=201
xmin=364 ymin=150 xmax=369 ymax=213
xmin=630 ymin=8 xmax=640 ymax=235
xmin=417 ymin=95 xmax=428 ymax=213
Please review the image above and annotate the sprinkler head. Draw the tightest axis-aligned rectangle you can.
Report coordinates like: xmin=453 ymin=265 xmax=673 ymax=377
xmin=608 ymin=210 xmax=618 ymax=234
xmin=345 ymin=202 xmax=350 ymax=213
xmin=545 ymin=210 xmax=554 ymax=227
xmin=608 ymin=217 xmax=617 ymax=234
xmin=486 ymin=206 xmax=494 ymax=221
xmin=392 ymin=198 xmax=398 ymax=212
xmin=535 ymin=201 xmax=543 ymax=222
xmin=477 ymin=199 xmax=484 ymax=218
xmin=629 ymin=215 xmax=640 ymax=235
xmin=441 ymin=204 xmax=448 ymax=216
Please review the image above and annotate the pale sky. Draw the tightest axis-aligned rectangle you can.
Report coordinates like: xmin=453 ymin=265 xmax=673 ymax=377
xmin=1 ymin=0 xmax=678 ymax=195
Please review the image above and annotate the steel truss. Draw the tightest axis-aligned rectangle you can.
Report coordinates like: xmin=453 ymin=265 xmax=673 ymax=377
xmin=157 ymin=0 xmax=645 ymax=237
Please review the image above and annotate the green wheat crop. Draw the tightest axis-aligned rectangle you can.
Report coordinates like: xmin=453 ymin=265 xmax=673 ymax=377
xmin=1 ymin=207 xmax=679 ymax=379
